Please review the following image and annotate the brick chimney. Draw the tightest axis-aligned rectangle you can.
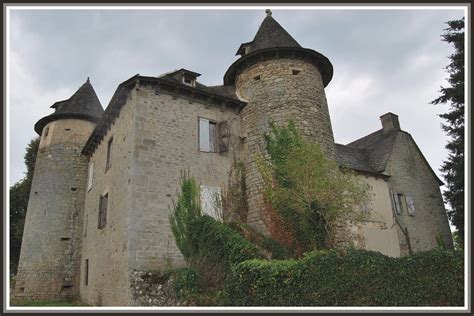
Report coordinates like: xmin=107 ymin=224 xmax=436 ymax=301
xmin=380 ymin=112 xmax=400 ymax=132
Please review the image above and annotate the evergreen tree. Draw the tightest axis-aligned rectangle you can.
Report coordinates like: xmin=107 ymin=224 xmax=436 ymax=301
xmin=431 ymin=18 xmax=465 ymax=245
xmin=10 ymin=137 xmax=39 ymax=274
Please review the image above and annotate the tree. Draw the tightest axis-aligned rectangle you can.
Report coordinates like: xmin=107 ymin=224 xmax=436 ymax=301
xmin=431 ymin=18 xmax=465 ymax=246
xmin=10 ymin=137 xmax=40 ymax=274
xmin=257 ymin=121 xmax=370 ymax=255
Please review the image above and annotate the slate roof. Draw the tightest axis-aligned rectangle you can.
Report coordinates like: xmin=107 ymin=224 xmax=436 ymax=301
xmin=34 ymin=79 xmax=104 ymax=135
xmin=335 ymin=129 xmax=398 ymax=177
xmin=237 ymin=15 xmax=301 ymax=55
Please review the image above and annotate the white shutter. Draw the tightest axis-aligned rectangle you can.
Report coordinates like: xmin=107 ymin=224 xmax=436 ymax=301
xmin=199 ymin=118 xmax=210 ymax=152
xmin=87 ymin=161 xmax=94 ymax=191
xmin=200 ymin=185 xmax=222 ymax=221
xmin=406 ymin=195 xmax=416 ymax=216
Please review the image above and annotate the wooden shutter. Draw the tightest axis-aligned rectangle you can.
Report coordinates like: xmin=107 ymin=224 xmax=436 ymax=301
xmin=199 ymin=118 xmax=210 ymax=151
xmin=392 ymin=192 xmax=402 ymax=215
xmin=98 ymin=196 xmax=103 ymax=228
xmin=406 ymin=195 xmax=415 ymax=216
xmin=217 ymin=121 xmax=230 ymax=153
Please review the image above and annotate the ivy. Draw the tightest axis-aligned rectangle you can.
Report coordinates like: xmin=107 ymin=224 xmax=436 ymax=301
xmin=222 ymin=248 xmax=464 ymax=306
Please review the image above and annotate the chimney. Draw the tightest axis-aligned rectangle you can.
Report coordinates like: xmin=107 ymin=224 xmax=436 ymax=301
xmin=380 ymin=112 xmax=400 ymax=132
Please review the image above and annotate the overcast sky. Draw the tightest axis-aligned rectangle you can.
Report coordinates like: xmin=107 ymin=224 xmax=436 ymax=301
xmin=7 ymin=6 xmax=465 ymax=190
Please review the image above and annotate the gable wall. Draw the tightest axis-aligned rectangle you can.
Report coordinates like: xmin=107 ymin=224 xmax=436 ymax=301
xmin=79 ymin=91 xmax=135 ymax=306
xmin=385 ymin=132 xmax=453 ymax=254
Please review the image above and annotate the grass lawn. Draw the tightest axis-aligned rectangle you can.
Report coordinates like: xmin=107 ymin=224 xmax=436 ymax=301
xmin=11 ymin=299 xmax=90 ymax=307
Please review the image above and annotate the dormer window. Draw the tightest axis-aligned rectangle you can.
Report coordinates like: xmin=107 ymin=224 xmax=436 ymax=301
xmin=182 ymin=76 xmax=196 ymax=87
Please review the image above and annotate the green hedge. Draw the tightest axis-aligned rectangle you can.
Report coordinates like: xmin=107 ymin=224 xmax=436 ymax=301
xmin=190 ymin=215 xmax=262 ymax=269
xmin=223 ymin=248 xmax=464 ymax=306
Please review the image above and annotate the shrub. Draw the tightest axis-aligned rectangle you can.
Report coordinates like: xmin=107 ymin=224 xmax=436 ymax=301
xmin=223 ymin=248 xmax=464 ymax=306
xmin=191 ymin=216 xmax=261 ymax=269
xmin=257 ymin=121 xmax=371 ymax=253
xmin=169 ymin=171 xmax=202 ymax=259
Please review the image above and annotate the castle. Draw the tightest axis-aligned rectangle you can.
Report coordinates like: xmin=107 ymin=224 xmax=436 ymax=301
xmin=14 ymin=11 xmax=453 ymax=306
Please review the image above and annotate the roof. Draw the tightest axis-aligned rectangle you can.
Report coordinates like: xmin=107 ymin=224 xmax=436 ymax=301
xmin=337 ymin=128 xmax=443 ymax=185
xmin=225 ymin=13 xmax=333 ymax=86
xmin=236 ymin=14 xmax=301 ymax=56
xmin=336 ymin=129 xmax=397 ymax=175
xmin=82 ymin=73 xmax=246 ymax=156
xmin=34 ymin=79 xmax=104 ymax=135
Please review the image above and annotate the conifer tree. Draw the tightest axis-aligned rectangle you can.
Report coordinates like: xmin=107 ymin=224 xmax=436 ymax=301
xmin=431 ymin=18 xmax=465 ymax=246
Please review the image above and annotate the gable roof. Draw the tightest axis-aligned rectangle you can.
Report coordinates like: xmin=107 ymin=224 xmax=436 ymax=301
xmin=34 ymin=79 xmax=104 ymax=135
xmin=236 ymin=15 xmax=301 ymax=56
xmin=337 ymin=128 xmax=443 ymax=185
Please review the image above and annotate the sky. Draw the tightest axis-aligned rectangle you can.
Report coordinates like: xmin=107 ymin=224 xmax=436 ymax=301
xmin=7 ymin=6 xmax=466 ymax=193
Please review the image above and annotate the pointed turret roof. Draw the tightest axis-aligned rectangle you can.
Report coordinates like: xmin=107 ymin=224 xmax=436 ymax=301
xmin=34 ymin=78 xmax=104 ymax=135
xmin=236 ymin=12 xmax=301 ymax=55
xmin=225 ymin=11 xmax=333 ymax=87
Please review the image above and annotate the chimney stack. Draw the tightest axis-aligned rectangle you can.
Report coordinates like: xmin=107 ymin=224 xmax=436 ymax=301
xmin=380 ymin=112 xmax=400 ymax=132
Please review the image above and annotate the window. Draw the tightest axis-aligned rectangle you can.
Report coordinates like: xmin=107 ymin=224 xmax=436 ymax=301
xmin=406 ymin=195 xmax=416 ymax=216
xmin=200 ymin=185 xmax=223 ymax=221
xmin=106 ymin=138 xmax=113 ymax=171
xmin=84 ymin=259 xmax=89 ymax=286
xmin=182 ymin=76 xmax=195 ymax=87
xmin=87 ymin=161 xmax=94 ymax=191
xmin=98 ymin=193 xmax=108 ymax=229
xmin=199 ymin=118 xmax=217 ymax=152
xmin=392 ymin=192 xmax=404 ymax=215
xmin=217 ymin=121 xmax=230 ymax=153
xmin=44 ymin=126 xmax=49 ymax=137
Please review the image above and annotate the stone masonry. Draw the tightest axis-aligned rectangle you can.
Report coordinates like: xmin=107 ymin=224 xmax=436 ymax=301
xmin=14 ymin=119 xmax=95 ymax=301
xmin=236 ymin=58 xmax=336 ymax=232
xmin=14 ymin=11 xmax=454 ymax=306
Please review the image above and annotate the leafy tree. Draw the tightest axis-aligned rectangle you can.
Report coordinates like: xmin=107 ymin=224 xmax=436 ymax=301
xmin=10 ymin=137 xmax=40 ymax=274
xmin=431 ymin=18 xmax=465 ymax=245
xmin=257 ymin=121 xmax=370 ymax=255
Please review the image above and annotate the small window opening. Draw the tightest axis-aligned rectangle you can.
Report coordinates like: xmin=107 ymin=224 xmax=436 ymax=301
xmin=65 ymin=128 xmax=71 ymax=131
xmin=44 ymin=126 xmax=49 ymax=137
xmin=98 ymin=193 xmax=108 ymax=229
xmin=254 ymin=75 xmax=261 ymax=81
xmin=392 ymin=192 xmax=404 ymax=215
xmin=292 ymin=69 xmax=301 ymax=75
xmin=182 ymin=76 xmax=195 ymax=87
xmin=87 ymin=162 xmax=94 ymax=191
xmin=85 ymin=259 xmax=89 ymax=286
xmin=70 ymin=187 xmax=77 ymax=192
xmin=61 ymin=284 xmax=73 ymax=289
xmin=60 ymin=237 xmax=71 ymax=241
xmin=19 ymin=287 xmax=25 ymax=293
xmin=106 ymin=138 xmax=113 ymax=171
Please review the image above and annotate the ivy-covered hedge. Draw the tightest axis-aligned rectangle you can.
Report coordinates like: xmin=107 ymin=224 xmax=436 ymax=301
xmin=190 ymin=215 xmax=262 ymax=269
xmin=223 ymin=248 xmax=463 ymax=306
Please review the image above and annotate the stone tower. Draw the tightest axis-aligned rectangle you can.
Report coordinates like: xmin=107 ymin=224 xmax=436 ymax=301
xmin=14 ymin=79 xmax=103 ymax=301
xmin=224 ymin=11 xmax=336 ymax=231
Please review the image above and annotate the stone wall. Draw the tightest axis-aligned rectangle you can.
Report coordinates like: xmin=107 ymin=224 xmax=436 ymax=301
xmin=385 ymin=132 xmax=453 ymax=254
xmin=14 ymin=119 xmax=95 ymax=301
xmin=79 ymin=90 xmax=135 ymax=306
xmin=127 ymin=83 xmax=241 ymax=279
xmin=235 ymin=58 xmax=336 ymax=233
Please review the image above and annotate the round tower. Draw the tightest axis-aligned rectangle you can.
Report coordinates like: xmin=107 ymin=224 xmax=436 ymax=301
xmin=14 ymin=79 xmax=103 ymax=301
xmin=224 ymin=11 xmax=336 ymax=231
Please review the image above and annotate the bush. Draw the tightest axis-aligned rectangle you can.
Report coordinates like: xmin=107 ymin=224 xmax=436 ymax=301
xmin=191 ymin=216 xmax=261 ymax=269
xmin=222 ymin=248 xmax=464 ymax=306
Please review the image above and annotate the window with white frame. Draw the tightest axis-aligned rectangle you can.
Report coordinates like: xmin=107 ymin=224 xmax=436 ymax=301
xmin=87 ymin=161 xmax=94 ymax=191
xmin=199 ymin=118 xmax=217 ymax=152
xmin=200 ymin=185 xmax=222 ymax=221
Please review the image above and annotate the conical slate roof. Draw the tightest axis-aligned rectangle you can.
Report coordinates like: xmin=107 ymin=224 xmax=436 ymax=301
xmin=237 ymin=13 xmax=301 ymax=55
xmin=225 ymin=11 xmax=333 ymax=86
xmin=34 ymin=78 xmax=104 ymax=135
